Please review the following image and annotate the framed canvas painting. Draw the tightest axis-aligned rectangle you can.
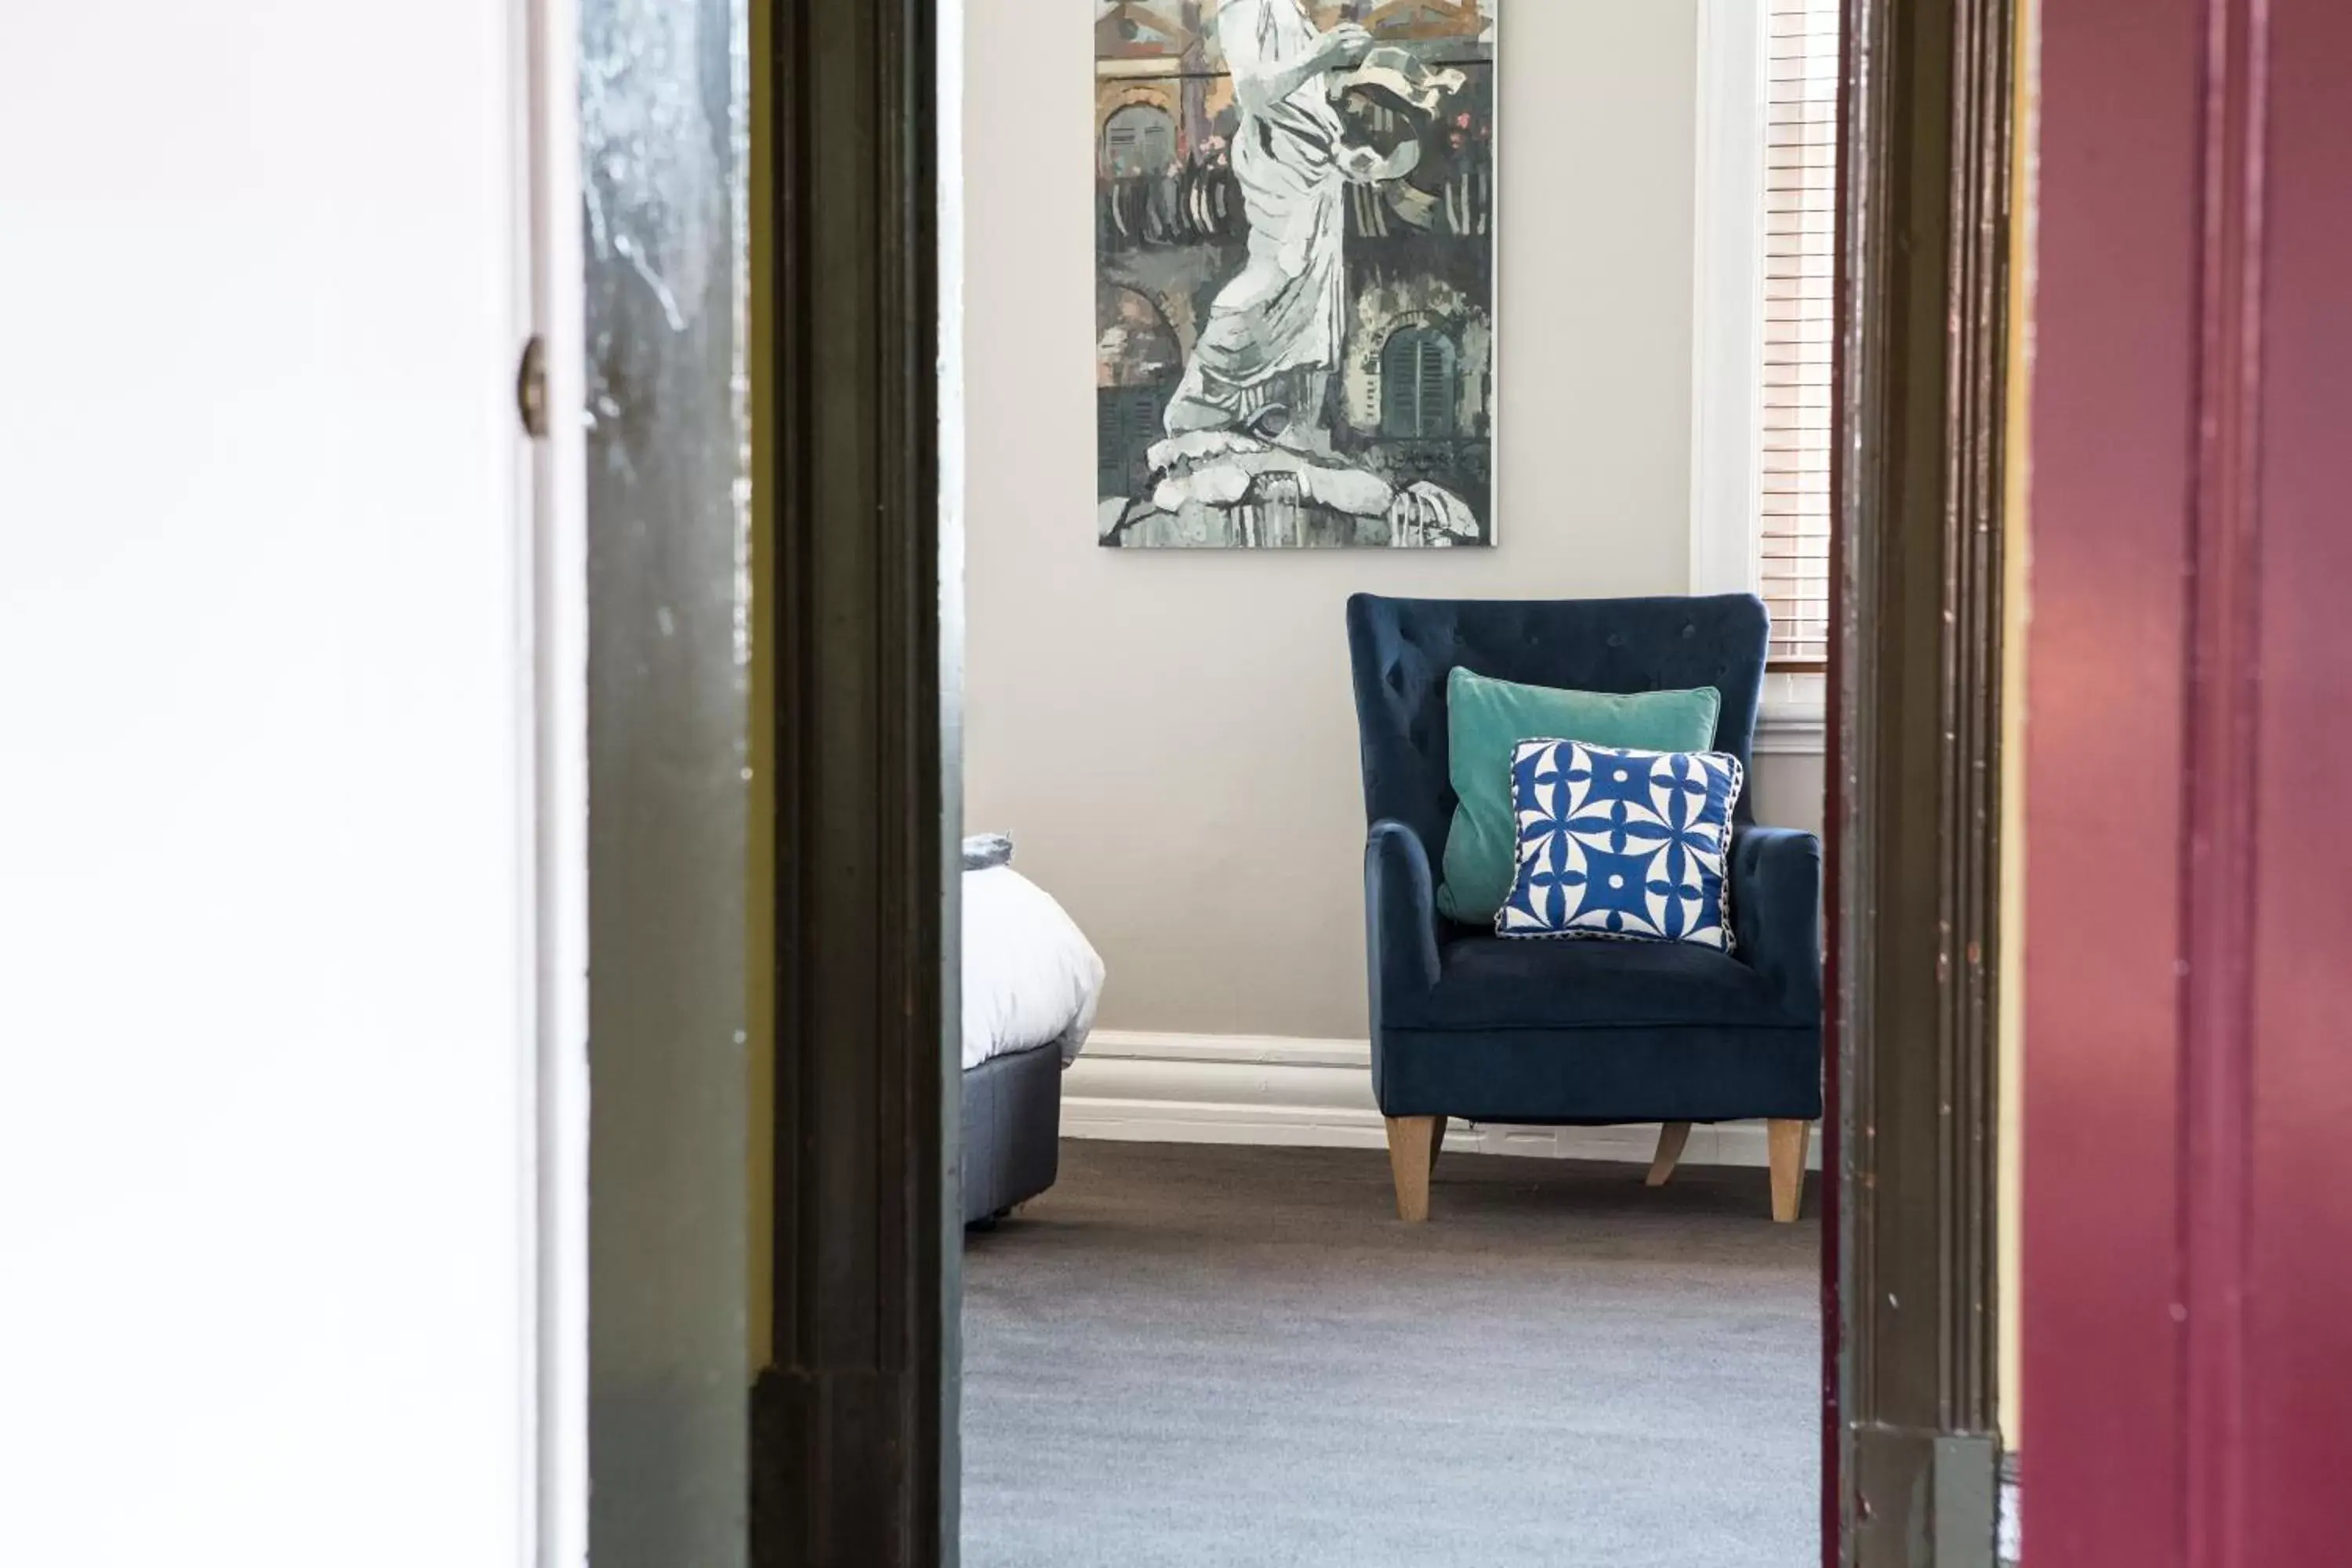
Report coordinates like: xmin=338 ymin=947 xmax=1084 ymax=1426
xmin=1094 ymin=1 xmax=1499 ymax=548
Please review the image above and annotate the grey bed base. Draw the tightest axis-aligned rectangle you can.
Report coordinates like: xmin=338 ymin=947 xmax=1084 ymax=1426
xmin=960 ymin=1039 xmax=1062 ymax=1225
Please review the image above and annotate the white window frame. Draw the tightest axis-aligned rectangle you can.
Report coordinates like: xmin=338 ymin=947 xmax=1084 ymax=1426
xmin=1689 ymin=0 xmax=1828 ymax=742
xmin=1689 ymin=0 xmax=1768 ymax=605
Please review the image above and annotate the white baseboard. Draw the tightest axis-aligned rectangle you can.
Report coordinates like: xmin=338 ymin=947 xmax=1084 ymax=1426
xmin=1065 ymin=1030 xmax=1821 ymax=1171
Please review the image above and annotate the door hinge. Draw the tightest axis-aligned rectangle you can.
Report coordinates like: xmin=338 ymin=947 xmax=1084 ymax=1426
xmin=516 ymin=335 xmax=550 ymax=439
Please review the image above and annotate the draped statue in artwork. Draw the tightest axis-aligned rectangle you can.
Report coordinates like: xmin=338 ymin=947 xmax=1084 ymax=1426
xmin=1111 ymin=0 xmax=1486 ymax=549
xmin=1159 ymin=0 xmax=1374 ymax=449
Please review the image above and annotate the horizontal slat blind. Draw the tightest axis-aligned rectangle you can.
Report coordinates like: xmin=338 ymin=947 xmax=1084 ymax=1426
xmin=1762 ymin=0 xmax=1838 ymax=663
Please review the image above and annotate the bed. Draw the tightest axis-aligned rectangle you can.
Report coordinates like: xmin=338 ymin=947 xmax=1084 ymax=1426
xmin=960 ymin=836 xmax=1103 ymax=1225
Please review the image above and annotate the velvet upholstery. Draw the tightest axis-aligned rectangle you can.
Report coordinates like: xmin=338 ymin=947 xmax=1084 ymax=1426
xmin=1348 ymin=593 xmax=1823 ymax=1127
xmin=961 ymin=1040 xmax=1062 ymax=1224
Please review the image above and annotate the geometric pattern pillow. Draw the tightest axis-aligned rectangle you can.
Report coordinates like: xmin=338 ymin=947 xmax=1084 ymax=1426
xmin=1494 ymin=740 xmax=1744 ymax=949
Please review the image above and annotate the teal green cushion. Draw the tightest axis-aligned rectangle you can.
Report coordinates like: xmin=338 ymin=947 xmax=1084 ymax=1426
xmin=1436 ymin=669 xmax=1722 ymax=924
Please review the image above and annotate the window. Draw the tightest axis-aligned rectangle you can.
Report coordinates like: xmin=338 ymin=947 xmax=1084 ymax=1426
xmin=1381 ymin=326 xmax=1459 ymax=439
xmin=1097 ymin=285 xmax=1181 ymax=499
xmin=1098 ymin=384 xmax=1172 ymax=498
xmin=1762 ymin=0 xmax=1839 ymax=664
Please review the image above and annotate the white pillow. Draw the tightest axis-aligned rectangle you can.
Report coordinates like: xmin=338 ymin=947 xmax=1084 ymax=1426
xmin=960 ymin=866 xmax=1105 ymax=1071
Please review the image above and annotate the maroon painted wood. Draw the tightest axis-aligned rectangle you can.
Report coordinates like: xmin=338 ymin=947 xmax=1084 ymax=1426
xmin=2027 ymin=0 xmax=2352 ymax=1562
xmin=2027 ymin=2 xmax=2200 ymax=1555
xmin=2241 ymin=1 xmax=2352 ymax=1560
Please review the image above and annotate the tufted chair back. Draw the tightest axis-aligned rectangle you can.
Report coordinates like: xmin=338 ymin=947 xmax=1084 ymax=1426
xmin=1345 ymin=593 xmax=1770 ymax=864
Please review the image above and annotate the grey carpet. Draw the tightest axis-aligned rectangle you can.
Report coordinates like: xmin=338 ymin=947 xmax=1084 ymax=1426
xmin=962 ymin=1140 xmax=1819 ymax=1568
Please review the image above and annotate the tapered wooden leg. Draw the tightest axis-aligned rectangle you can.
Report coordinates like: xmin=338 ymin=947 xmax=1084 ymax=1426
xmin=1768 ymin=1119 xmax=1811 ymax=1222
xmin=1385 ymin=1115 xmax=1439 ymax=1222
xmin=1646 ymin=1121 xmax=1693 ymax=1188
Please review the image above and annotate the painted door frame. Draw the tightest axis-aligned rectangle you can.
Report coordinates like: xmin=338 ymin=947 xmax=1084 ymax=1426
xmin=2025 ymin=0 xmax=2352 ymax=1562
xmin=751 ymin=2 xmax=954 ymax=1563
xmin=747 ymin=2 xmax=2022 ymax=1565
xmin=1830 ymin=0 xmax=2016 ymax=1562
xmin=577 ymin=0 xmax=760 ymax=1555
xmin=524 ymin=0 xmax=593 ymax=1562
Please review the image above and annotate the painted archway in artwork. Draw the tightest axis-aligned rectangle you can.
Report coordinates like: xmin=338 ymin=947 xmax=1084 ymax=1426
xmin=1101 ymin=102 xmax=1178 ymax=179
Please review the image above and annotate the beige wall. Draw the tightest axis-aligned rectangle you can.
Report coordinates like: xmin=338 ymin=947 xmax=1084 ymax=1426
xmin=966 ymin=0 xmax=1818 ymax=1039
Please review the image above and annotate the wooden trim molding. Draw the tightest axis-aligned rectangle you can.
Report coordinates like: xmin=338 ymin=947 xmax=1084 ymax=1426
xmin=750 ymin=2 xmax=949 ymax=1565
xmin=579 ymin=0 xmax=755 ymax=1555
xmin=1755 ymin=701 xmax=1831 ymax=757
xmin=2017 ymin=0 xmax=2209 ymax=1554
xmin=1833 ymin=0 xmax=2015 ymax=1560
xmin=2178 ymin=9 xmax=2267 ymax=1566
xmin=1063 ymin=1031 xmax=1824 ymax=1171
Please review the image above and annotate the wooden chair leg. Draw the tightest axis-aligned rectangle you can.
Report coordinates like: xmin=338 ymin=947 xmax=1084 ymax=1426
xmin=1768 ymin=1119 xmax=1811 ymax=1222
xmin=1385 ymin=1115 xmax=1439 ymax=1222
xmin=1646 ymin=1121 xmax=1693 ymax=1187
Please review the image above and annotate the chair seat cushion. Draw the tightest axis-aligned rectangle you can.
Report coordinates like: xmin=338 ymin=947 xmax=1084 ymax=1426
xmin=1391 ymin=931 xmax=1806 ymax=1033
xmin=1372 ymin=1015 xmax=1823 ymax=1123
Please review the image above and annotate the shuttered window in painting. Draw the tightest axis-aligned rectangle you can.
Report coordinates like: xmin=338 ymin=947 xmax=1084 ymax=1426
xmin=1763 ymin=0 xmax=1838 ymax=664
xmin=1097 ymin=393 xmax=1127 ymax=499
xmin=1098 ymin=384 xmax=1171 ymax=499
xmin=1381 ymin=327 xmax=1458 ymax=440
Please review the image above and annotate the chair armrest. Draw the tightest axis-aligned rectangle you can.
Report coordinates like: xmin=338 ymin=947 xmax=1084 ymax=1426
xmin=1730 ymin=824 xmax=1823 ymax=1024
xmin=1366 ymin=819 xmax=1443 ymax=1000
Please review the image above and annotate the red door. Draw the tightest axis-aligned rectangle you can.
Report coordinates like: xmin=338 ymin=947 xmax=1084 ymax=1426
xmin=2026 ymin=0 xmax=2352 ymax=1563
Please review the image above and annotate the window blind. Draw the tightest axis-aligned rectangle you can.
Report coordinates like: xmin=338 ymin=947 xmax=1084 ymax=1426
xmin=1762 ymin=0 xmax=1839 ymax=664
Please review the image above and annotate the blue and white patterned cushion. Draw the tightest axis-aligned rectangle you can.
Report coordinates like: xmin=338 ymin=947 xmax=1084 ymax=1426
xmin=1495 ymin=740 xmax=1744 ymax=949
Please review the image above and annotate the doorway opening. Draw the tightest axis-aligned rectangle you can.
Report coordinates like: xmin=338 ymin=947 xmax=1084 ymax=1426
xmin=748 ymin=2 xmax=2022 ymax=1564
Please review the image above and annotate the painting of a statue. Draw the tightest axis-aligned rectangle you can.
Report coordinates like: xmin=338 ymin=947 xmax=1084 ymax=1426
xmin=1096 ymin=1 xmax=1498 ymax=548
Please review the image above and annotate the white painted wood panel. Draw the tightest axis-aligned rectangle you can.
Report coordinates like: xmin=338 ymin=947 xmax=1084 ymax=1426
xmin=0 ymin=4 xmax=567 ymax=1564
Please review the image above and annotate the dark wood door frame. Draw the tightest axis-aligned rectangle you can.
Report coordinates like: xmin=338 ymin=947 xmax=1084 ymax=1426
xmin=750 ymin=2 xmax=951 ymax=1563
xmin=1831 ymin=0 xmax=2016 ymax=1563
xmin=746 ymin=2 xmax=2019 ymax=1565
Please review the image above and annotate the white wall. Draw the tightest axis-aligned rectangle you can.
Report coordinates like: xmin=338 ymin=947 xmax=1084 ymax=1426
xmin=0 ymin=6 xmax=549 ymax=1564
xmin=966 ymin=2 xmax=1820 ymax=1040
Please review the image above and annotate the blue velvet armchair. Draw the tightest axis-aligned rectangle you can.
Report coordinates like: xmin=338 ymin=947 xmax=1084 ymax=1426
xmin=1346 ymin=593 xmax=1823 ymax=1222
